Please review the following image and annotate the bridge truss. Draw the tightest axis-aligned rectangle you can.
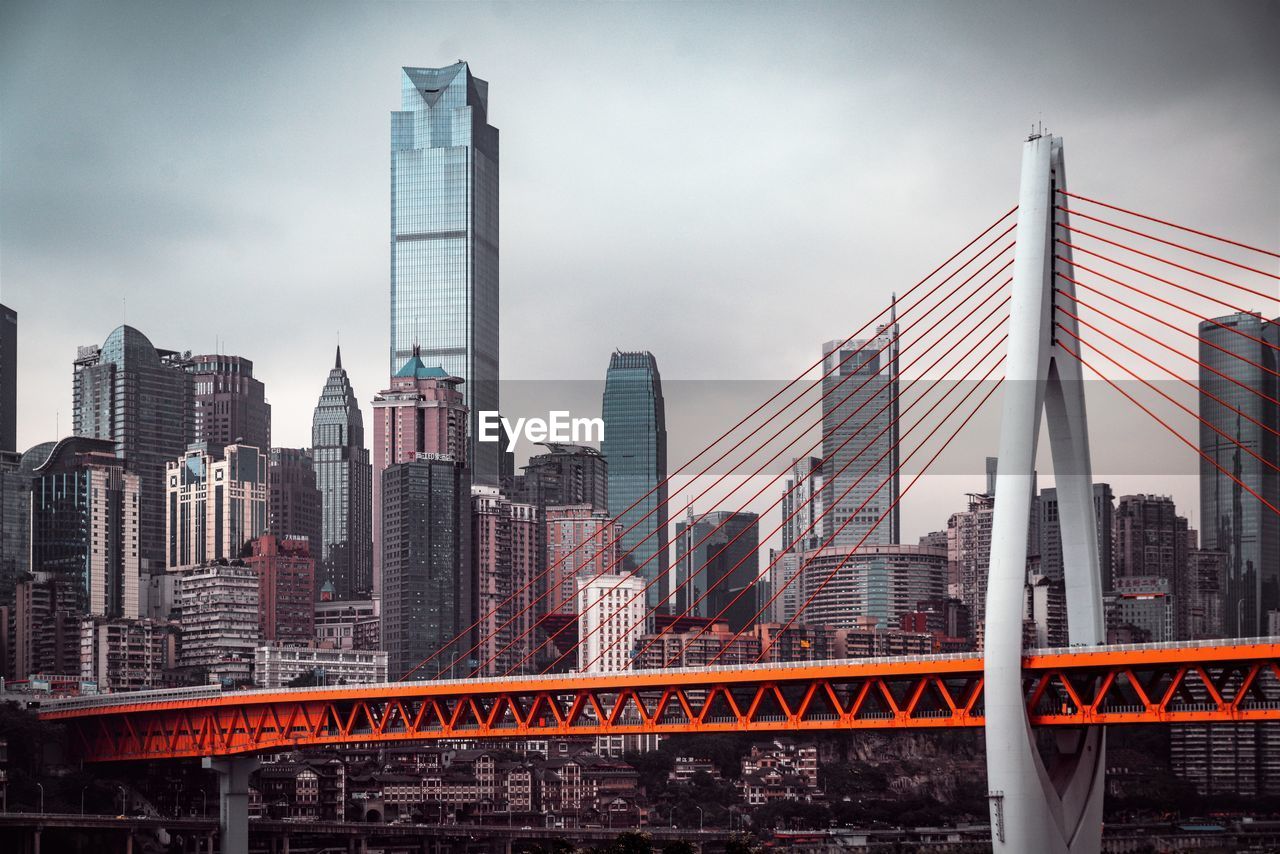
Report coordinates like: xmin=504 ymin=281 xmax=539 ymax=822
xmin=41 ymin=640 xmax=1280 ymax=763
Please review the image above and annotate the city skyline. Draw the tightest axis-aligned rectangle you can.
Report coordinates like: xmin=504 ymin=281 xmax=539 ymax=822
xmin=1 ymin=4 xmax=1277 ymax=848
xmin=2 ymin=7 xmax=1274 ymax=544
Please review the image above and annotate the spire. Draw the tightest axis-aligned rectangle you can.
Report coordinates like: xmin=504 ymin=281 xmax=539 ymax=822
xmin=334 ymin=344 xmax=343 ymax=370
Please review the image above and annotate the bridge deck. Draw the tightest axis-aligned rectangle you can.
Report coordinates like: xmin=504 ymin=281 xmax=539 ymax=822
xmin=37 ymin=638 xmax=1280 ymax=762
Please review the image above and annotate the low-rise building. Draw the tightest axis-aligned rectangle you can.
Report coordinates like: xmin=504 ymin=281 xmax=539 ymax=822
xmin=78 ymin=616 xmax=173 ymax=692
xmin=253 ymin=643 xmax=388 ymax=688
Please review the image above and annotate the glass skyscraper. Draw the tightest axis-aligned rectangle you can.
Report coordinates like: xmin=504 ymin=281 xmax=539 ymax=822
xmin=821 ymin=328 xmax=899 ymax=549
xmin=602 ymin=351 xmax=668 ymax=612
xmin=1198 ymin=312 xmax=1280 ymax=637
xmin=311 ymin=347 xmax=373 ymax=600
xmin=391 ymin=62 xmax=499 ymax=484
xmin=73 ymin=325 xmax=193 ymax=574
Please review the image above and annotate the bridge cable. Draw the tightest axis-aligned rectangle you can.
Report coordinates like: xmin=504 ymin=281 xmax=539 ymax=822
xmin=1056 ymin=205 xmax=1280 ymax=283
xmin=745 ymin=353 xmax=1007 ymax=664
xmin=460 ymin=239 xmax=1017 ymax=678
xmin=651 ymin=329 xmax=1008 ymax=667
xmin=1055 ymin=255 xmax=1280 ymax=357
xmin=1054 ymin=315 xmax=1280 ymax=476
xmin=1055 ymin=189 xmax=1280 ymax=261
xmin=1058 ymin=222 xmax=1279 ymax=307
xmin=404 ymin=206 xmax=1020 ymax=680
xmin=564 ymin=289 xmax=1013 ymax=675
xmin=1052 ymin=290 xmax=1280 ymax=442
xmin=1054 ymin=337 xmax=1280 ymax=519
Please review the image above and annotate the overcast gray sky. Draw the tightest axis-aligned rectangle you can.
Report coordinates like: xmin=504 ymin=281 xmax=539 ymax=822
xmin=2 ymin=0 xmax=1277 ymax=542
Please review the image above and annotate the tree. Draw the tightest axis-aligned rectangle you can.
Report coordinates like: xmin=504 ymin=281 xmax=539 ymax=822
xmin=661 ymin=842 xmax=695 ymax=854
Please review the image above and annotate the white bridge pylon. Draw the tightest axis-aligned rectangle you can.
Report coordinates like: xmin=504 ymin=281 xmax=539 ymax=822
xmin=984 ymin=134 xmax=1107 ymax=853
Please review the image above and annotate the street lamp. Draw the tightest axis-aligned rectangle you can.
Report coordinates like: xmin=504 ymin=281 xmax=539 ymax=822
xmin=81 ymin=785 xmax=88 ymax=815
xmin=36 ymin=783 xmax=43 ymax=815
xmin=695 ymin=805 xmax=704 ymax=833
xmin=117 ymin=786 xmax=126 ymax=816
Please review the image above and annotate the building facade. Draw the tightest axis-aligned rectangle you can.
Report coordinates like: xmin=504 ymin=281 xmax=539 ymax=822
xmin=381 ymin=457 xmax=472 ymax=679
xmin=472 ymin=486 xmax=539 ymax=676
xmin=1039 ymin=483 xmax=1114 ymax=589
xmin=29 ymin=436 xmax=141 ymax=618
xmin=0 ymin=305 xmax=14 ymax=453
xmin=254 ymin=643 xmax=388 ymax=688
xmin=187 ymin=354 xmax=270 ymax=453
xmin=79 ymin=616 xmax=171 ymax=692
xmin=314 ymin=598 xmax=380 ymax=650
xmin=798 ymin=544 xmax=947 ymax=631
xmin=515 ymin=444 xmax=608 ymax=514
xmin=311 ymin=347 xmax=373 ymax=600
xmin=268 ymin=447 xmax=323 ymax=556
xmin=601 ymin=351 xmax=667 ymax=611
xmin=1198 ymin=312 xmax=1280 ymax=637
xmin=674 ymin=509 xmax=760 ymax=631
xmin=166 ymin=443 xmax=268 ymax=570
xmin=244 ymin=534 xmax=315 ymax=644
xmin=174 ymin=562 xmax=262 ymax=684
xmin=544 ymin=505 xmax=620 ymax=619
xmin=372 ymin=352 xmax=468 ymax=593
xmin=782 ymin=456 xmax=824 ymax=553
xmin=391 ymin=62 xmax=500 ymax=483
xmin=821 ymin=328 xmax=899 ymax=549
xmin=577 ymin=573 xmax=645 ymax=674
xmin=73 ymin=325 xmax=193 ymax=574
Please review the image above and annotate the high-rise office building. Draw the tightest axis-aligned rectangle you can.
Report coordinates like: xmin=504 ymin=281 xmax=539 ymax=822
xmin=166 ymin=443 xmax=268 ymax=570
xmin=674 ymin=509 xmax=760 ymax=631
xmin=244 ymin=534 xmax=315 ymax=645
xmin=371 ymin=350 xmax=468 ymax=592
xmin=0 ymin=304 xmax=15 ymax=452
xmin=29 ymin=437 xmax=141 ymax=619
xmin=1198 ymin=312 xmax=1280 ymax=637
xmin=311 ymin=348 xmax=373 ymax=600
xmin=1113 ymin=493 xmax=1188 ymax=588
xmin=782 ymin=457 xmax=824 ymax=553
xmin=391 ymin=62 xmax=500 ymax=484
xmin=821 ymin=329 xmax=899 ymax=549
xmin=544 ymin=505 xmax=620 ymax=620
xmin=798 ymin=544 xmax=947 ymax=631
xmin=515 ymin=443 xmax=608 ymax=514
xmin=1184 ymin=530 xmax=1227 ymax=641
xmin=268 ymin=448 xmax=323 ymax=558
xmin=602 ymin=351 xmax=667 ymax=611
xmin=73 ymin=325 xmax=193 ymax=574
xmin=472 ymin=485 xmax=539 ymax=676
xmin=381 ymin=456 xmax=472 ymax=679
xmin=1039 ymin=483 xmax=1114 ymax=589
xmin=0 ymin=447 xmax=34 ymax=610
xmin=187 ymin=354 xmax=271 ymax=453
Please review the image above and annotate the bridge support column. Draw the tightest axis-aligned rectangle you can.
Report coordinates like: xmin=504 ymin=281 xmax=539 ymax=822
xmin=203 ymin=756 xmax=260 ymax=854
xmin=984 ymin=133 xmax=1106 ymax=854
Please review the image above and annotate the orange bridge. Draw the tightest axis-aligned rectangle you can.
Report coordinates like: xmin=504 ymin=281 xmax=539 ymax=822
xmin=39 ymin=639 xmax=1280 ymax=763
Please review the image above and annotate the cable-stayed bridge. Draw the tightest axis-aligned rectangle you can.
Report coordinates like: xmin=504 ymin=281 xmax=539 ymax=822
xmin=38 ymin=135 xmax=1280 ymax=854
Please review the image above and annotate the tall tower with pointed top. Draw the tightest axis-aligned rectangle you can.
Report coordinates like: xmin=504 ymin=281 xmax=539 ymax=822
xmin=311 ymin=346 xmax=373 ymax=600
xmin=391 ymin=62 xmax=500 ymax=484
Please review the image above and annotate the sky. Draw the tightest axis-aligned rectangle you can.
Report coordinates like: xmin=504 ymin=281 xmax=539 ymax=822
xmin=2 ymin=0 xmax=1277 ymax=545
